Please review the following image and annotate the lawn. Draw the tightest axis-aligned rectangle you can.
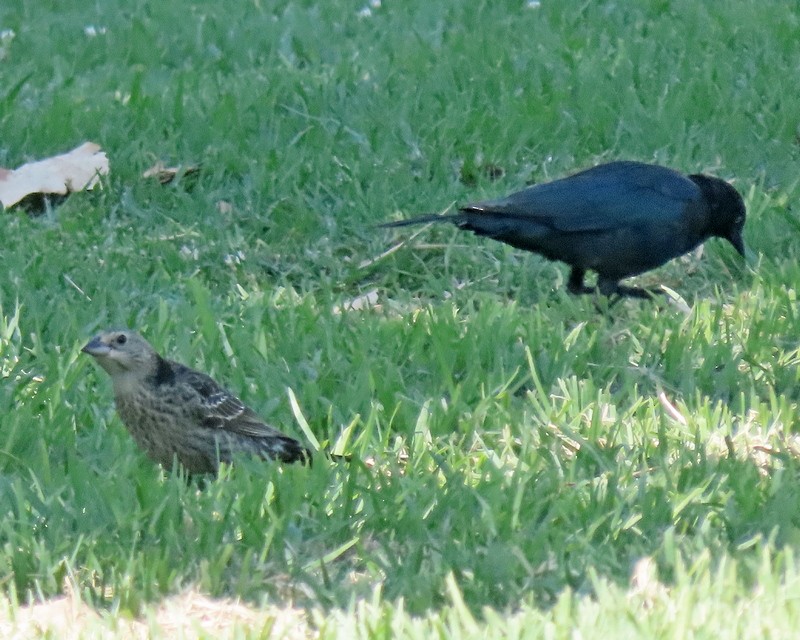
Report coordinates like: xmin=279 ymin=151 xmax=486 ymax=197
xmin=1 ymin=0 xmax=800 ymax=637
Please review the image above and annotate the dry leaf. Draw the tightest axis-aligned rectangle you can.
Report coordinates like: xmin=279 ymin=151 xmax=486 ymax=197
xmin=0 ymin=142 xmax=109 ymax=209
xmin=142 ymin=161 xmax=200 ymax=184
xmin=333 ymin=289 xmax=380 ymax=313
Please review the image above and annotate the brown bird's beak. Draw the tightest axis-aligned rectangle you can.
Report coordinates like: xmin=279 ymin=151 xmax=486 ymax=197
xmin=728 ymin=230 xmax=745 ymax=257
xmin=82 ymin=336 xmax=111 ymax=357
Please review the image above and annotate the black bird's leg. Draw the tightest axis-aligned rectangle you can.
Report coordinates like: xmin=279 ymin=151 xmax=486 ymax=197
xmin=567 ymin=267 xmax=595 ymax=295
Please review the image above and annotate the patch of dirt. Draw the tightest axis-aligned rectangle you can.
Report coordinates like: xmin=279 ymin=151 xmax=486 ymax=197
xmin=0 ymin=590 xmax=312 ymax=639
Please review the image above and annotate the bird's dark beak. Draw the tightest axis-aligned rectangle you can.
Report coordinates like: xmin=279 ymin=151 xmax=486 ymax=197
xmin=82 ymin=336 xmax=111 ymax=357
xmin=728 ymin=230 xmax=745 ymax=257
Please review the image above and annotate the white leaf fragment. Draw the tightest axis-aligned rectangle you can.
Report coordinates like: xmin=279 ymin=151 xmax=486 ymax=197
xmin=0 ymin=142 xmax=109 ymax=209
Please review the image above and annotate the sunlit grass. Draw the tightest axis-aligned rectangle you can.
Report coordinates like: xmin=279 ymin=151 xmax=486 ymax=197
xmin=1 ymin=0 xmax=799 ymax=637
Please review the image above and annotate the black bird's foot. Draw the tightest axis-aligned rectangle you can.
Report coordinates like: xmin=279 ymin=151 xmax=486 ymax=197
xmin=602 ymin=283 xmax=661 ymax=300
xmin=600 ymin=285 xmax=664 ymax=300
xmin=568 ymin=269 xmax=665 ymax=303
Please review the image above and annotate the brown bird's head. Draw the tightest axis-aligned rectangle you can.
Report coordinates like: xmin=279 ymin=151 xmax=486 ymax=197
xmin=82 ymin=330 xmax=159 ymax=383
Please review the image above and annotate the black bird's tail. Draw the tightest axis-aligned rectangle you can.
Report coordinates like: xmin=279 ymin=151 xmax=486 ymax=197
xmin=379 ymin=213 xmax=464 ymax=229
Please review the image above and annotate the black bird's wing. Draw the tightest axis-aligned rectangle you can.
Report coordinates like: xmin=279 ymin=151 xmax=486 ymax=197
xmin=463 ymin=161 xmax=701 ymax=232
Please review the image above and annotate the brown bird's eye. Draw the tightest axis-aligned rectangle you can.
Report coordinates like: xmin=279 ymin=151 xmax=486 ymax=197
xmin=116 ymin=335 xmax=127 ymax=345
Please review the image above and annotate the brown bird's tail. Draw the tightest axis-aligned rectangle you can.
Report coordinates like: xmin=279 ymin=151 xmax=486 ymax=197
xmin=298 ymin=450 xmax=352 ymax=468
xmin=273 ymin=439 xmax=315 ymax=465
xmin=327 ymin=452 xmax=353 ymax=462
xmin=378 ymin=213 xmax=464 ymax=228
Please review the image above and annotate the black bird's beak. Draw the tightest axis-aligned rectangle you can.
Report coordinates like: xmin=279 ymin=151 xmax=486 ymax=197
xmin=82 ymin=336 xmax=111 ymax=357
xmin=728 ymin=230 xmax=745 ymax=257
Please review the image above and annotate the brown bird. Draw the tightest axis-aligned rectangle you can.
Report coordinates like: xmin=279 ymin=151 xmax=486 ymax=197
xmin=82 ymin=329 xmax=311 ymax=474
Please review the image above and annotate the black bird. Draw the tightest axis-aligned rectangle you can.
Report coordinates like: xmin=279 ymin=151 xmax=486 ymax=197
xmin=381 ymin=161 xmax=746 ymax=298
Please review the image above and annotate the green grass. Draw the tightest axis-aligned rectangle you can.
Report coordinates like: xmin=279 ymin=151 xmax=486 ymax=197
xmin=1 ymin=0 xmax=800 ymax=636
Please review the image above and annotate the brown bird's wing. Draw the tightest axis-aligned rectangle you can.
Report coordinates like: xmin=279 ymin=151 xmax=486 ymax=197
xmin=176 ymin=365 xmax=293 ymax=439
xmin=168 ymin=361 xmax=313 ymax=465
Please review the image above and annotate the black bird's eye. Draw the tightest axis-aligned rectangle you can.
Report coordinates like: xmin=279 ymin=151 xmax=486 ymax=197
xmin=115 ymin=334 xmax=127 ymax=345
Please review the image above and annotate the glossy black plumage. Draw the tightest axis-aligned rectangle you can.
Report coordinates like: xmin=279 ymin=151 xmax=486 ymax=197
xmin=382 ymin=161 xmax=746 ymax=297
